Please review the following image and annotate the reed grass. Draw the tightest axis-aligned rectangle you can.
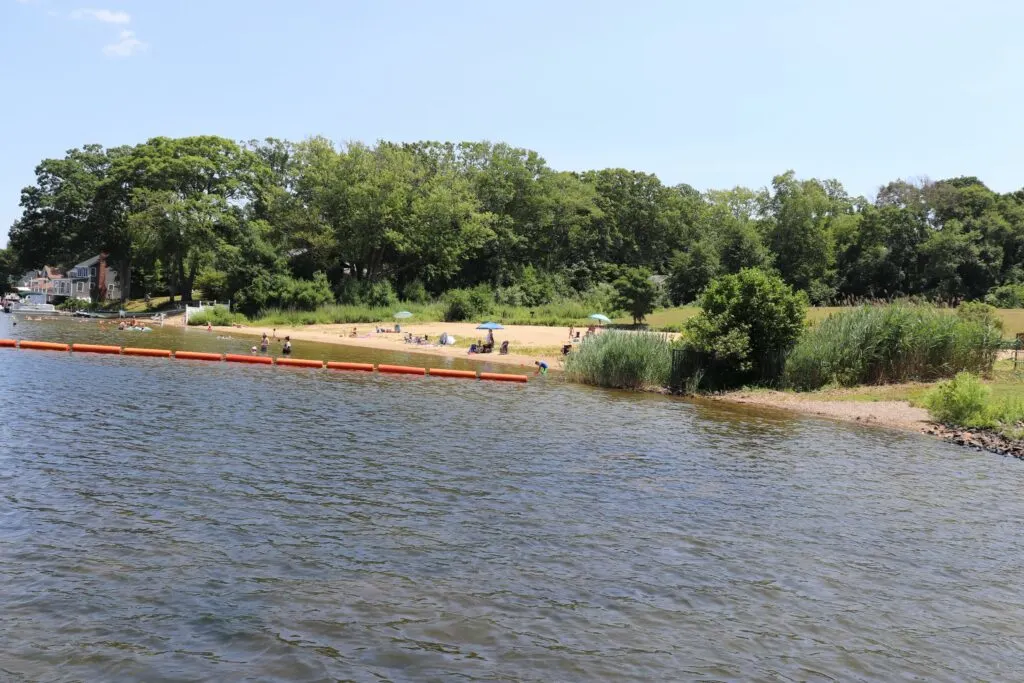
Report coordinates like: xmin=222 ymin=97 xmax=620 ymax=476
xmin=784 ymin=304 xmax=1002 ymax=390
xmin=563 ymin=330 xmax=672 ymax=390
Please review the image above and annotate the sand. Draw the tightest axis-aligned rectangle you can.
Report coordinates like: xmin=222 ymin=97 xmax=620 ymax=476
xmin=714 ymin=390 xmax=931 ymax=433
xmin=209 ymin=321 xmax=587 ymax=370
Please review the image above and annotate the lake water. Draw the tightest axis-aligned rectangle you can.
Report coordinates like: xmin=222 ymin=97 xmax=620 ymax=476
xmin=2 ymin=315 xmax=1024 ymax=682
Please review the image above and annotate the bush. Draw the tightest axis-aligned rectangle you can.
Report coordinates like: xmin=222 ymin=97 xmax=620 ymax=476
xmin=443 ymin=285 xmax=493 ymax=322
xmin=401 ymin=279 xmax=429 ymax=304
xmin=784 ymin=303 xmax=1002 ymax=390
xmin=362 ymin=280 xmax=398 ymax=308
xmin=682 ymin=268 xmax=808 ymax=389
xmin=564 ymin=330 xmax=671 ymax=390
xmin=187 ymin=307 xmax=248 ymax=326
xmin=280 ymin=272 xmax=335 ymax=311
xmin=924 ymin=372 xmax=992 ymax=426
xmin=985 ymin=283 xmax=1024 ymax=308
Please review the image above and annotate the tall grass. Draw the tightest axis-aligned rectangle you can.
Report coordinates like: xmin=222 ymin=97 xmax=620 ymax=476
xmin=784 ymin=303 xmax=1002 ymax=390
xmin=250 ymin=302 xmax=445 ymax=326
xmin=564 ymin=330 xmax=672 ymax=390
xmin=186 ymin=308 xmax=248 ymax=326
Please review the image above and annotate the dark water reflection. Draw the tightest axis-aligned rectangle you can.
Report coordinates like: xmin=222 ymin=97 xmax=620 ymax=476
xmin=2 ymin=315 xmax=1023 ymax=681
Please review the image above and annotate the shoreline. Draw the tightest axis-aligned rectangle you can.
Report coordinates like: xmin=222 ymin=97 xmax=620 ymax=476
xmin=711 ymin=389 xmax=931 ymax=433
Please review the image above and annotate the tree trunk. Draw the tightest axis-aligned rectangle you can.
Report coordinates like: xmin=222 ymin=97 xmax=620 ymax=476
xmin=177 ymin=257 xmax=188 ymax=303
xmin=118 ymin=259 xmax=132 ymax=303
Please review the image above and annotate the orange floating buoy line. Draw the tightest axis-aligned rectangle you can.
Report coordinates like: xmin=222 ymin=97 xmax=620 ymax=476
xmin=0 ymin=339 xmax=529 ymax=383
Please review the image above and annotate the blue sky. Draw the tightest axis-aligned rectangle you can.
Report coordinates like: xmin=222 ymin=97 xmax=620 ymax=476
xmin=2 ymin=0 xmax=1023 ymax=247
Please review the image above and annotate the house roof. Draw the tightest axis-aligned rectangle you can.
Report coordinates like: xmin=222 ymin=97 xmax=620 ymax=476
xmin=72 ymin=255 xmax=101 ymax=270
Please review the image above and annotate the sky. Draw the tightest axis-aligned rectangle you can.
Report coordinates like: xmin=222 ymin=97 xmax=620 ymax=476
xmin=2 ymin=0 xmax=1023 ymax=247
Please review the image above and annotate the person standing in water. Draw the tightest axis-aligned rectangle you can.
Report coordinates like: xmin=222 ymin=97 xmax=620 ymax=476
xmin=260 ymin=333 xmax=269 ymax=353
xmin=282 ymin=336 xmax=292 ymax=356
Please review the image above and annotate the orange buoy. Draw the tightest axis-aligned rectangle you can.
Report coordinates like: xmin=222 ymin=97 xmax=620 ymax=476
xmin=428 ymin=368 xmax=478 ymax=380
xmin=479 ymin=372 xmax=528 ymax=383
xmin=174 ymin=351 xmax=223 ymax=362
xmin=326 ymin=361 xmax=374 ymax=372
xmin=276 ymin=357 xmax=324 ymax=369
xmin=225 ymin=353 xmax=273 ymax=365
xmin=71 ymin=343 xmax=122 ymax=355
xmin=19 ymin=340 xmax=70 ymax=352
xmin=0 ymin=338 xmax=16 ymax=348
xmin=123 ymin=347 xmax=171 ymax=358
xmin=377 ymin=364 xmax=426 ymax=376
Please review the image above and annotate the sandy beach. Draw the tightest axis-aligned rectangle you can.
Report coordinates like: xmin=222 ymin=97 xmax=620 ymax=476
xmin=210 ymin=321 xmax=583 ymax=370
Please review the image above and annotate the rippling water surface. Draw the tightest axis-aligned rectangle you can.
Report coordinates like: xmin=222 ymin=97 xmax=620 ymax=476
xmin=2 ymin=316 xmax=1023 ymax=681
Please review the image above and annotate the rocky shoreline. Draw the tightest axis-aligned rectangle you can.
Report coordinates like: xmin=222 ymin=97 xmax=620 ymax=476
xmin=922 ymin=424 xmax=1024 ymax=460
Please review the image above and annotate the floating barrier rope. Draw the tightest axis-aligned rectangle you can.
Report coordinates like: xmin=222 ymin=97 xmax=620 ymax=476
xmin=0 ymin=339 xmax=528 ymax=383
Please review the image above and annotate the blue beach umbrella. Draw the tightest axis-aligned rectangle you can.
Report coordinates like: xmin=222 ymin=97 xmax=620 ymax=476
xmin=589 ymin=313 xmax=611 ymax=323
xmin=393 ymin=311 xmax=413 ymax=319
xmin=476 ymin=322 xmax=504 ymax=330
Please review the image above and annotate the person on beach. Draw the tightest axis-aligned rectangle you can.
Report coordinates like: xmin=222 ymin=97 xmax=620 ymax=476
xmin=272 ymin=328 xmax=277 ymax=340
xmin=351 ymin=327 xmax=357 ymax=337
xmin=535 ymin=360 xmax=548 ymax=375
xmin=282 ymin=337 xmax=292 ymax=355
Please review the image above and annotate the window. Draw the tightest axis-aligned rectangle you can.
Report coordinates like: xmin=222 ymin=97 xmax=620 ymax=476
xmin=90 ymin=267 xmax=97 ymax=277
xmin=77 ymin=282 xmax=85 ymax=293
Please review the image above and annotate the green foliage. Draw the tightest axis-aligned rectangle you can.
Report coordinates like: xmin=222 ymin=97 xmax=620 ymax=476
xmin=784 ymin=304 xmax=1002 ymax=390
xmin=0 ymin=247 xmax=14 ymax=294
xmin=924 ymin=373 xmax=992 ymax=426
xmin=667 ymin=241 xmax=720 ymax=305
xmin=280 ymin=271 xmax=335 ymax=310
xmin=361 ymin=279 xmax=398 ymax=308
xmin=443 ymin=285 xmax=493 ymax=322
xmin=10 ymin=137 xmax=1024 ymax=317
xmin=194 ymin=267 xmax=229 ymax=301
xmin=985 ymin=283 xmax=1024 ymax=308
xmin=186 ymin=307 xmax=248 ymax=326
xmin=401 ymin=279 xmax=429 ymax=304
xmin=252 ymin=302 xmax=443 ymax=326
xmin=613 ymin=267 xmax=658 ymax=325
xmin=683 ymin=268 xmax=808 ymax=388
xmin=564 ymin=331 xmax=672 ymax=390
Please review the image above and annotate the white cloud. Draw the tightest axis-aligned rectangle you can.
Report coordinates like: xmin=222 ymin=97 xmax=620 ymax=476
xmin=72 ymin=8 xmax=131 ymax=24
xmin=103 ymin=29 xmax=146 ymax=57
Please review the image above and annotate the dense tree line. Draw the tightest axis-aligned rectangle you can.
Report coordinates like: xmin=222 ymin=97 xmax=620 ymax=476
xmin=6 ymin=135 xmax=1024 ymax=313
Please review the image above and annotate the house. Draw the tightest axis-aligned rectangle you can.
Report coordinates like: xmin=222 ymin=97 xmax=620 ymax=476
xmin=22 ymin=266 xmax=66 ymax=303
xmin=18 ymin=255 xmax=122 ymax=304
xmin=66 ymin=254 xmax=121 ymax=302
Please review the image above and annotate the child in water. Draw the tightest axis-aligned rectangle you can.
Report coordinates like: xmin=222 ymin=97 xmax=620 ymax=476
xmin=282 ymin=337 xmax=292 ymax=355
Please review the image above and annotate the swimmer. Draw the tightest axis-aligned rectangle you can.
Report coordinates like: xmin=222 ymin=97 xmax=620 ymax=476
xmin=250 ymin=345 xmax=258 ymax=354
xmin=207 ymin=323 xmax=212 ymax=332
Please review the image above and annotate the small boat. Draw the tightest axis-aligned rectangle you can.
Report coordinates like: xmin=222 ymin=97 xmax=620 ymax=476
xmin=10 ymin=302 xmax=60 ymax=315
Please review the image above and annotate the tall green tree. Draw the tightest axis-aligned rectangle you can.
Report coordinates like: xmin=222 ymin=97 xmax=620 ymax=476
xmin=613 ymin=266 xmax=659 ymax=325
